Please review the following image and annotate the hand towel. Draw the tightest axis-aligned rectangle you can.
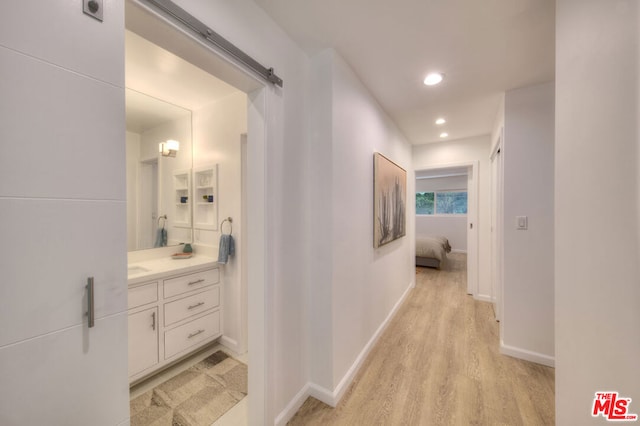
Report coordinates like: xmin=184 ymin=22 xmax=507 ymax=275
xmin=154 ymin=228 xmax=167 ymax=248
xmin=217 ymin=234 xmax=235 ymax=264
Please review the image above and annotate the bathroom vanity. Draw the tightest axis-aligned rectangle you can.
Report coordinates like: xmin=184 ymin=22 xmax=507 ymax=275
xmin=127 ymin=254 xmax=221 ymax=384
xmin=124 ymin=75 xmax=227 ymax=385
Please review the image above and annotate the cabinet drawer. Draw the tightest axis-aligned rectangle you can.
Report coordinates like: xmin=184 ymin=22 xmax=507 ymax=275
xmin=164 ymin=311 xmax=220 ymax=359
xmin=164 ymin=287 xmax=220 ymax=326
xmin=128 ymin=282 xmax=158 ymax=309
xmin=163 ymin=268 xmax=219 ymax=299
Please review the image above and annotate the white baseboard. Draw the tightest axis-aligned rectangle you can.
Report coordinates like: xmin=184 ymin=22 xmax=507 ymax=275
xmin=500 ymin=340 xmax=555 ymax=367
xmin=274 ymin=282 xmax=414 ymax=425
xmin=220 ymin=335 xmax=240 ymax=354
xmin=330 ymin=281 xmax=413 ymax=406
xmin=307 ymin=382 xmax=335 ymax=406
xmin=274 ymin=383 xmax=311 ymax=426
xmin=473 ymin=294 xmax=492 ymax=303
xmin=451 ymin=249 xmax=467 ymax=254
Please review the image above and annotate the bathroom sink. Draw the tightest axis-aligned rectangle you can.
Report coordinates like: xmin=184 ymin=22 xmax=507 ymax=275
xmin=127 ymin=265 xmax=150 ymax=275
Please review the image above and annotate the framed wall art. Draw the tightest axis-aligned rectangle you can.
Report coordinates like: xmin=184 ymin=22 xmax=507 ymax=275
xmin=373 ymin=152 xmax=407 ymax=248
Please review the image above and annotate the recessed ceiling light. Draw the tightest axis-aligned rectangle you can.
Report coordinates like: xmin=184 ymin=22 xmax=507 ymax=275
xmin=424 ymin=72 xmax=444 ymax=86
xmin=440 ymin=132 xmax=449 ymax=138
xmin=435 ymin=118 xmax=446 ymax=125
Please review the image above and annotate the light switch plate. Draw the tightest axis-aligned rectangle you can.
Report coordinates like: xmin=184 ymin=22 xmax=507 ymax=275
xmin=516 ymin=216 xmax=528 ymax=230
xmin=83 ymin=0 xmax=103 ymax=22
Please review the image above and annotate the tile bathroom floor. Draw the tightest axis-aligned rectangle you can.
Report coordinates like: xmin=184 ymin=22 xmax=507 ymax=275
xmin=130 ymin=343 xmax=248 ymax=426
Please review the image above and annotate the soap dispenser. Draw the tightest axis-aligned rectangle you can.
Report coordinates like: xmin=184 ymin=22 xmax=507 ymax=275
xmin=183 ymin=243 xmax=193 ymax=253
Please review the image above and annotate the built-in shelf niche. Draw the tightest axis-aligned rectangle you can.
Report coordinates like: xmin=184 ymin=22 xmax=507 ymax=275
xmin=173 ymin=169 xmax=191 ymax=228
xmin=193 ymin=165 xmax=218 ymax=231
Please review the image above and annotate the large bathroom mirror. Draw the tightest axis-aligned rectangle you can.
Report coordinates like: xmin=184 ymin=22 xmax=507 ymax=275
xmin=125 ymin=88 xmax=193 ymax=251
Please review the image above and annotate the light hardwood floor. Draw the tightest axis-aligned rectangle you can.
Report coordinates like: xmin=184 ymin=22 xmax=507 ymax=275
xmin=288 ymin=253 xmax=555 ymax=425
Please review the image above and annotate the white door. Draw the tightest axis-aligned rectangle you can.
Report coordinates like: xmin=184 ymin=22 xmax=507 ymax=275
xmin=0 ymin=2 xmax=129 ymax=425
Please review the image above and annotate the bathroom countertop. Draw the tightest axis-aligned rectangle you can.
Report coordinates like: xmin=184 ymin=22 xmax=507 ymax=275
xmin=128 ymin=254 xmax=218 ymax=286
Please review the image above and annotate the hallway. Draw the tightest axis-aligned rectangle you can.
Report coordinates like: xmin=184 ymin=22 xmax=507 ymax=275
xmin=289 ymin=253 xmax=554 ymax=425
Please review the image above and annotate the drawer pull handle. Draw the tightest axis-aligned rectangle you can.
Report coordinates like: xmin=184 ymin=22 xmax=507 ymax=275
xmin=151 ymin=311 xmax=156 ymax=331
xmin=188 ymin=329 xmax=205 ymax=339
xmin=188 ymin=301 xmax=205 ymax=310
xmin=188 ymin=278 xmax=205 ymax=286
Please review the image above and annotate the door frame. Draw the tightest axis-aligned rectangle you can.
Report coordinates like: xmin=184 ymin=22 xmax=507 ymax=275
xmin=414 ymin=161 xmax=479 ymax=296
xmin=490 ymin=130 xmax=504 ymax=322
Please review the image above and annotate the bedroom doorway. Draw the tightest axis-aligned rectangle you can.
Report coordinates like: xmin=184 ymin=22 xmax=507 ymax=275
xmin=415 ymin=161 xmax=479 ymax=296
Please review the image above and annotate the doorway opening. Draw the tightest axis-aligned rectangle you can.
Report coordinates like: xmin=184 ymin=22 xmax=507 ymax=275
xmin=414 ymin=162 xmax=479 ymax=295
xmin=125 ymin=0 xmax=269 ymax=423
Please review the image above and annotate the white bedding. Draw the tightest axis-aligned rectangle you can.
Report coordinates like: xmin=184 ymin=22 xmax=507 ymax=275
xmin=415 ymin=236 xmax=452 ymax=262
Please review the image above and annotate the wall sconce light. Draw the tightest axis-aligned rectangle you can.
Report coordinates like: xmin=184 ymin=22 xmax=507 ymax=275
xmin=159 ymin=140 xmax=180 ymax=157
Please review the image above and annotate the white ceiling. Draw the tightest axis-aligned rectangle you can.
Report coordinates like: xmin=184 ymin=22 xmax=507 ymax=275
xmin=125 ymin=30 xmax=240 ymax=133
xmin=252 ymin=0 xmax=555 ymax=145
xmin=125 ymin=89 xmax=190 ymax=134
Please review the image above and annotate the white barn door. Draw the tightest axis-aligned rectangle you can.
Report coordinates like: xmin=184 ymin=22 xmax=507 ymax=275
xmin=0 ymin=2 xmax=129 ymax=425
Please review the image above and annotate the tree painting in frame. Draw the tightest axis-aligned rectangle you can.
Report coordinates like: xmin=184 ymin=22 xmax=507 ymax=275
xmin=374 ymin=152 xmax=406 ymax=247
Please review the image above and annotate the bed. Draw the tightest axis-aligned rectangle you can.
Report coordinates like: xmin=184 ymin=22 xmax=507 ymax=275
xmin=415 ymin=235 xmax=452 ymax=269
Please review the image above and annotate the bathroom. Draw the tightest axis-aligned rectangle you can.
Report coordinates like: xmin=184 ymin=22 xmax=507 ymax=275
xmin=125 ymin=12 xmax=249 ymax=423
xmin=0 ymin=0 xmax=283 ymax=423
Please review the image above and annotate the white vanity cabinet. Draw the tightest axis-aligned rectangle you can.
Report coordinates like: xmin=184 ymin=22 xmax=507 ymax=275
xmin=128 ymin=281 xmax=159 ymax=379
xmin=128 ymin=307 xmax=159 ymax=377
xmin=127 ymin=265 xmax=222 ymax=384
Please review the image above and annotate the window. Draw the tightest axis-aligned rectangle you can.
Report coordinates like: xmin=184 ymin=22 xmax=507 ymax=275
xmin=416 ymin=192 xmax=434 ymax=214
xmin=416 ymin=191 xmax=467 ymax=215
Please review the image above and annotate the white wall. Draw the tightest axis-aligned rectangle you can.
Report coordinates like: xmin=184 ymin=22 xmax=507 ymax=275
xmin=502 ymin=82 xmax=555 ymax=365
xmin=416 ymin=175 xmax=467 ymax=192
xmin=416 ymin=175 xmax=468 ymax=251
xmin=192 ymin=91 xmax=248 ymax=353
xmin=331 ymin=50 xmax=414 ymax=391
xmin=141 ymin=116 xmax=192 ymax=245
xmin=556 ymin=1 xmax=640 ymax=423
xmin=307 ymin=49 xmax=335 ymax=393
xmin=126 ymin=131 xmax=141 ymax=251
xmin=413 ymin=136 xmax=492 ymax=298
xmin=491 ymin=93 xmax=505 ymax=152
xmin=307 ymin=49 xmax=414 ymax=404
